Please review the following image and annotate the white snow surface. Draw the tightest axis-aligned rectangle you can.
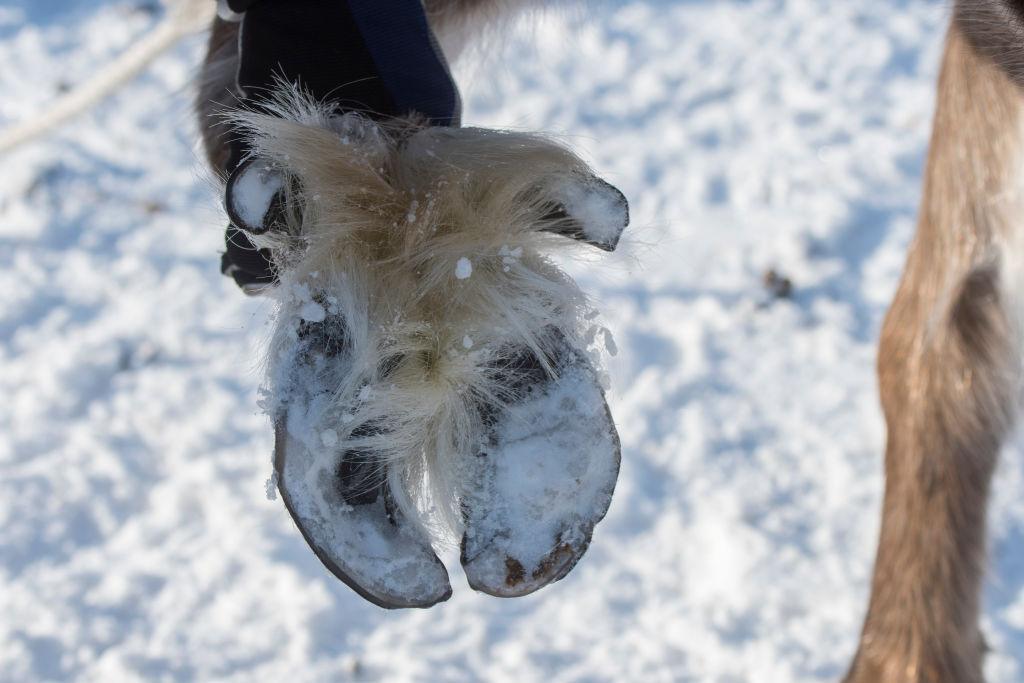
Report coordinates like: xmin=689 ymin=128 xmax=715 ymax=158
xmin=5 ymin=1 xmax=1024 ymax=681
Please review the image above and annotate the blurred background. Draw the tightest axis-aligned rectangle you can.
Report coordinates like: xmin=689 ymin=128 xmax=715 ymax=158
xmin=3 ymin=1 xmax=1024 ymax=681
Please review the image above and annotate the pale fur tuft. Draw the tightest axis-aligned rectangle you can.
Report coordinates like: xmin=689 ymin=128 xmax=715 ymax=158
xmin=236 ymin=88 xmax=609 ymax=540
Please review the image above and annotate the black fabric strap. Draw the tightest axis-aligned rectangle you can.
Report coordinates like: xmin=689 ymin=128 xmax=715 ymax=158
xmin=226 ymin=0 xmax=258 ymax=10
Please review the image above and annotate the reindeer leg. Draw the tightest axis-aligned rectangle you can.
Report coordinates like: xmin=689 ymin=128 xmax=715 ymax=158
xmin=846 ymin=21 xmax=1024 ymax=683
xmin=196 ymin=16 xmax=240 ymax=178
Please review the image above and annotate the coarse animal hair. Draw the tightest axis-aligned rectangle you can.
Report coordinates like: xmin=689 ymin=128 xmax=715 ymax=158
xmin=231 ymin=87 xmax=611 ymax=539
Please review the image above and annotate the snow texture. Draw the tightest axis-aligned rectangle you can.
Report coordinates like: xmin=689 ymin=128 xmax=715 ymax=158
xmin=5 ymin=1 xmax=1024 ymax=682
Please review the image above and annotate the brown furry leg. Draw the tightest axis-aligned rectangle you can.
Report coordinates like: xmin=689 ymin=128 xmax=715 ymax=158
xmin=844 ymin=25 xmax=1023 ymax=683
xmin=195 ymin=17 xmax=239 ymax=177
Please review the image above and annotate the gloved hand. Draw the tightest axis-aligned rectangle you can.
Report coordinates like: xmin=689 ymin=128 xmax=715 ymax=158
xmin=218 ymin=0 xmax=461 ymax=292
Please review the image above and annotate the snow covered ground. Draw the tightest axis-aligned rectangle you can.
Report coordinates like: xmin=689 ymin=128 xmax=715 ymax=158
xmin=4 ymin=0 xmax=1024 ymax=681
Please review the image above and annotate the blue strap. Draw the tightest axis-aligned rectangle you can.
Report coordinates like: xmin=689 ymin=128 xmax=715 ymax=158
xmin=347 ymin=0 xmax=461 ymax=126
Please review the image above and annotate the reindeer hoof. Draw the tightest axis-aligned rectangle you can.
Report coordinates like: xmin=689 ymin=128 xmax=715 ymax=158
xmin=274 ymin=417 xmax=452 ymax=609
xmin=459 ymin=343 xmax=620 ymax=597
xmin=271 ymin=310 xmax=451 ymax=609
